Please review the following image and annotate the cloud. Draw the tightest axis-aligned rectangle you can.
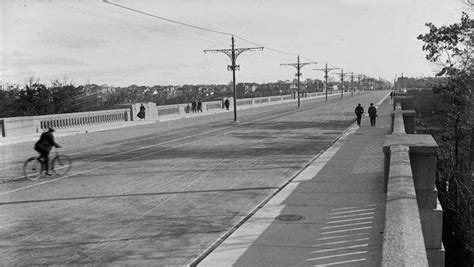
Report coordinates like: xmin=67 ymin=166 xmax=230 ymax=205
xmin=2 ymin=52 xmax=88 ymax=67
xmin=39 ymin=33 xmax=106 ymax=50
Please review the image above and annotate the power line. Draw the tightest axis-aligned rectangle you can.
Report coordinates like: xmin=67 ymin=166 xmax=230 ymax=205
xmin=103 ymin=1 xmax=320 ymax=64
xmin=102 ymin=0 xmax=233 ymax=36
xmin=314 ymin=63 xmax=340 ymax=102
xmin=281 ymin=55 xmax=317 ymax=108
xmin=48 ymin=1 xmax=354 ymax=86
xmin=45 ymin=1 xmax=229 ymax=46
xmin=234 ymin=36 xmax=297 ymax=57
xmin=204 ymin=36 xmax=263 ymax=122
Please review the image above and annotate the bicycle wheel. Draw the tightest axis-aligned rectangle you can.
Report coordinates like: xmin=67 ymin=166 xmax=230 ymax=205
xmin=51 ymin=154 xmax=72 ymax=177
xmin=23 ymin=157 xmax=42 ymax=181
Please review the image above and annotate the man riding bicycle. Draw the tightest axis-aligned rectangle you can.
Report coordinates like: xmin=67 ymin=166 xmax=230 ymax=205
xmin=34 ymin=127 xmax=61 ymax=175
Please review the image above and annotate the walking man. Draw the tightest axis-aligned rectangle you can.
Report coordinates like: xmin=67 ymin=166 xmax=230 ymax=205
xmin=137 ymin=104 xmax=146 ymax=120
xmin=354 ymin=103 xmax=364 ymax=126
xmin=224 ymin=98 xmax=230 ymax=110
xmin=191 ymin=99 xmax=197 ymax=113
xmin=197 ymin=100 xmax=202 ymax=113
xmin=368 ymin=103 xmax=377 ymax=126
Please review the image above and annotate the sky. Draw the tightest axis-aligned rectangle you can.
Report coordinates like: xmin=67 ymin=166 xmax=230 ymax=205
xmin=0 ymin=0 xmax=471 ymax=87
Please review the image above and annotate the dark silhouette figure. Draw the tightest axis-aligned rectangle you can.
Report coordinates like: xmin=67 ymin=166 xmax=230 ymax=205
xmin=354 ymin=103 xmax=364 ymax=126
xmin=368 ymin=103 xmax=377 ymax=126
xmin=137 ymin=104 xmax=146 ymax=120
xmin=197 ymin=100 xmax=202 ymax=113
xmin=34 ymin=127 xmax=61 ymax=175
xmin=224 ymin=98 xmax=230 ymax=110
xmin=390 ymin=91 xmax=393 ymax=99
xmin=191 ymin=100 xmax=197 ymax=113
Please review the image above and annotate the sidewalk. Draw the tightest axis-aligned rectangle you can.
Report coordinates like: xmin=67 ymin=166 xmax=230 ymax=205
xmin=198 ymin=98 xmax=392 ymax=266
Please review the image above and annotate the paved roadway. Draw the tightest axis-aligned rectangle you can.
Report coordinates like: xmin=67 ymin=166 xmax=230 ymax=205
xmin=0 ymin=91 xmax=389 ymax=266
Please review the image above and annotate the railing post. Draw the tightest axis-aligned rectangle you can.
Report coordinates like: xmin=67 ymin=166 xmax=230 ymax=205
xmin=0 ymin=119 xmax=4 ymax=137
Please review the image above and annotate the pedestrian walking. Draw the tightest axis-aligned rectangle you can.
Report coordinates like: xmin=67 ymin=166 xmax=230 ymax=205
xmin=197 ymin=100 xmax=202 ymax=113
xmin=191 ymin=99 xmax=197 ymax=113
xmin=368 ymin=103 xmax=377 ymax=126
xmin=354 ymin=103 xmax=364 ymax=126
xmin=137 ymin=104 xmax=146 ymax=120
xmin=224 ymin=98 xmax=230 ymax=110
xmin=390 ymin=91 xmax=393 ymax=99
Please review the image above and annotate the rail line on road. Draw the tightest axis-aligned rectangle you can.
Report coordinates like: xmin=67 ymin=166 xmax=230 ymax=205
xmin=1 ymin=94 xmax=346 ymax=167
xmin=1 ymin=91 xmax=390 ymax=266
xmin=0 ymin=95 xmax=353 ymax=262
xmin=0 ymin=95 xmax=347 ymax=184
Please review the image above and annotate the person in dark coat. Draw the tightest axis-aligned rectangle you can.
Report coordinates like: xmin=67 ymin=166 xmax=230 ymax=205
xmin=224 ymin=98 xmax=230 ymax=110
xmin=197 ymin=100 xmax=202 ymax=113
xmin=137 ymin=104 xmax=146 ymax=120
xmin=34 ymin=127 xmax=61 ymax=175
xmin=191 ymin=99 xmax=197 ymax=113
xmin=368 ymin=103 xmax=377 ymax=126
xmin=354 ymin=103 xmax=364 ymax=126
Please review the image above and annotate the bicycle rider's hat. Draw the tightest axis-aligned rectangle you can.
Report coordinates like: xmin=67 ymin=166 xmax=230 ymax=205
xmin=48 ymin=127 xmax=55 ymax=132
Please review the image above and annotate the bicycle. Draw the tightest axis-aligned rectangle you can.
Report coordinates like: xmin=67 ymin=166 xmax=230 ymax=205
xmin=23 ymin=149 xmax=72 ymax=181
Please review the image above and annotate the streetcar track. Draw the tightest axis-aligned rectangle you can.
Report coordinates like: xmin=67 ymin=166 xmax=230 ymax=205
xmin=0 ymin=94 xmax=343 ymax=167
xmin=0 ymin=95 xmax=353 ymax=251
xmin=0 ymin=95 xmax=344 ymax=183
xmin=0 ymin=92 xmax=378 ymax=265
xmin=3 ymin=101 xmax=320 ymax=249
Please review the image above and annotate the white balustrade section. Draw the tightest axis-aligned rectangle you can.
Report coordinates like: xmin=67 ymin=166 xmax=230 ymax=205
xmin=0 ymin=109 xmax=130 ymax=138
xmin=1 ymin=91 xmax=348 ymax=139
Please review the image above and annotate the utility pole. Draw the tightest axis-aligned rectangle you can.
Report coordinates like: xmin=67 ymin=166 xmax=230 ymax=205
xmin=204 ymin=36 xmax=263 ymax=122
xmin=281 ymin=55 xmax=317 ymax=108
xmin=345 ymin=72 xmax=354 ymax=96
xmin=359 ymin=74 xmax=366 ymax=92
xmin=337 ymin=69 xmax=351 ymax=99
xmin=314 ymin=63 xmax=339 ymax=102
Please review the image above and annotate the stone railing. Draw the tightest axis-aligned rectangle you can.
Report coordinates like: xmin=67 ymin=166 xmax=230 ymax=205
xmin=150 ymin=91 xmax=342 ymax=119
xmin=0 ymin=109 xmax=130 ymax=138
xmin=0 ymin=90 xmax=347 ymax=139
xmin=382 ymin=96 xmax=444 ymax=266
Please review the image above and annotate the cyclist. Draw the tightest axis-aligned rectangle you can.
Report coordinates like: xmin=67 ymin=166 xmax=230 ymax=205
xmin=34 ymin=127 xmax=61 ymax=175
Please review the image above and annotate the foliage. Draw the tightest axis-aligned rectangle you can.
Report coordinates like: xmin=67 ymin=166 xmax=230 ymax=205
xmin=418 ymin=12 xmax=473 ymax=76
xmin=417 ymin=12 xmax=473 ymax=266
xmin=0 ymin=76 xmax=387 ymax=118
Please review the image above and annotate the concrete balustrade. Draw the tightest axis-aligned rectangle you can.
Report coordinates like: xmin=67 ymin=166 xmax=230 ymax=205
xmin=383 ymin=144 xmax=429 ymax=266
xmin=38 ymin=109 xmax=130 ymax=131
xmin=382 ymin=97 xmax=444 ymax=266
xmin=205 ymin=101 xmax=223 ymax=111
xmin=0 ymin=109 xmax=130 ymax=138
xmin=393 ymin=94 xmax=415 ymax=110
xmin=0 ymin=90 xmax=351 ymax=140
xmin=158 ymin=105 xmax=181 ymax=116
xmin=37 ymin=109 xmax=130 ymax=132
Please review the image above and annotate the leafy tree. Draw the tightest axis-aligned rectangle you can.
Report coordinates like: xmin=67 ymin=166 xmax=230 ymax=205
xmin=14 ymin=83 xmax=52 ymax=116
xmin=418 ymin=12 xmax=473 ymax=266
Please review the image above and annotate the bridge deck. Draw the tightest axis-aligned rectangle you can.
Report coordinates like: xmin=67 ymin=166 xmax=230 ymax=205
xmin=0 ymin=91 xmax=389 ymax=266
xmin=200 ymin=96 xmax=392 ymax=266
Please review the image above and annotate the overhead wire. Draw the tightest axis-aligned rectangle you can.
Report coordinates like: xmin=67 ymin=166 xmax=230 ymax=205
xmin=48 ymin=1 xmax=367 ymax=81
xmin=102 ymin=0 xmax=234 ymax=36
xmin=45 ymin=1 xmax=229 ymax=46
xmin=101 ymin=0 xmax=327 ymax=66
